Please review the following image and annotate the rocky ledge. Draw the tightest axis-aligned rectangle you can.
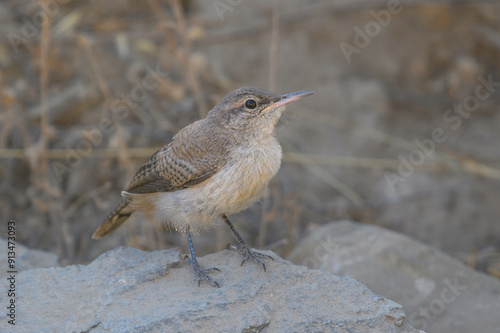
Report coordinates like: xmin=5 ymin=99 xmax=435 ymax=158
xmin=0 ymin=244 xmax=421 ymax=333
xmin=289 ymin=221 xmax=500 ymax=333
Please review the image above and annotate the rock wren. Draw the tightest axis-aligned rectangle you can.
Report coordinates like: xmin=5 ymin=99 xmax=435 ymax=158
xmin=93 ymin=87 xmax=314 ymax=287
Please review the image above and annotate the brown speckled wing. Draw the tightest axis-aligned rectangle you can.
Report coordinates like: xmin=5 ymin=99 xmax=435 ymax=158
xmin=125 ymin=120 xmax=228 ymax=194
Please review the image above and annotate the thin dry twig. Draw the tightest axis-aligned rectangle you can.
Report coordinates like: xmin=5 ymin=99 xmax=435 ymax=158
xmin=268 ymin=0 xmax=279 ymax=92
xmin=294 ymin=105 xmax=500 ymax=180
xmin=284 ymin=153 xmax=411 ymax=170
xmin=170 ymin=0 xmax=207 ymax=116
xmin=2 ymin=147 xmax=500 ymax=180
xmin=453 ymin=154 xmax=500 ymax=180
xmin=283 ymin=193 xmax=302 ymax=257
xmin=147 ymin=0 xmax=178 ymax=52
xmin=304 ymin=158 xmax=363 ymax=206
xmin=76 ymin=33 xmax=131 ymax=169
xmin=257 ymin=182 xmax=280 ymax=248
xmin=259 ymin=1 xmax=280 ymax=249
xmin=0 ymin=148 xmax=158 ymax=159
xmin=37 ymin=0 xmax=52 ymax=185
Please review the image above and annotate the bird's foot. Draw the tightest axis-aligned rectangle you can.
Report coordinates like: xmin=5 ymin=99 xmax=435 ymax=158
xmin=184 ymin=255 xmax=220 ymax=288
xmin=227 ymin=242 xmax=274 ymax=272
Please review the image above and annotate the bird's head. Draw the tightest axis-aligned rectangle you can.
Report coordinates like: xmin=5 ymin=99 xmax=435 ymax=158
xmin=207 ymin=87 xmax=314 ymax=139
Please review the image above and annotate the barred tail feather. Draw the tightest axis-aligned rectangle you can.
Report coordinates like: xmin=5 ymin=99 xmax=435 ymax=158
xmin=92 ymin=198 xmax=133 ymax=239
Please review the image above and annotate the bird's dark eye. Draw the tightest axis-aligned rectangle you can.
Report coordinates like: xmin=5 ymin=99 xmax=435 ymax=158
xmin=245 ymin=99 xmax=257 ymax=109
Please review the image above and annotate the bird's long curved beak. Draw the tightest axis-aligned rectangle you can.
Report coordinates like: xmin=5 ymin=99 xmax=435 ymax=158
xmin=262 ymin=90 xmax=315 ymax=112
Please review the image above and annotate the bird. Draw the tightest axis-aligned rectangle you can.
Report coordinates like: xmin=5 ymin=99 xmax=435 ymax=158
xmin=92 ymin=87 xmax=314 ymax=287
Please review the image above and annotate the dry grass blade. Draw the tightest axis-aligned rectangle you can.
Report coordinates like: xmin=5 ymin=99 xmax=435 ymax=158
xmin=268 ymin=0 xmax=279 ymax=92
xmin=294 ymin=106 xmax=500 ymax=180
xmin=258 ymin=0 xmax=281 ymax=249
xmin=169 ymin=0 xmax=207 ymax=116
xmin=0 ymin=148 xmax=159 ymax=159
xmin=294 ymin=153 xmax=363 ymax=206
xmin=456 ymin=155 xmax=500 ymax=180
xmin=283 ymin=152 xmax=452 ymax=175
xmin=3 ymin=147 xmax=499 ymax=181
xmin=36 ymin=0 xmax=53 ymax=185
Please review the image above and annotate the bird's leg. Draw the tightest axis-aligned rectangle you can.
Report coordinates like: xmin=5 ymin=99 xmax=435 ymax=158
xmin=222 ymin=214 xmax=274 ymax=271
xmin=184 ymin=227 xmax=220 ymax=288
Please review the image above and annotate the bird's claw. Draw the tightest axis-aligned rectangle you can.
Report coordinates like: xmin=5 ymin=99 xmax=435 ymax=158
xmin=184 ymin=255 xmax=220 ymax=288
xmin=227 ymin=242 xmax=274 ymax=272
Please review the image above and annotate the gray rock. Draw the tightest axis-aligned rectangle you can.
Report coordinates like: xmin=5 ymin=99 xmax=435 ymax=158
xmin=0 ymin=246 xmax=422 ymax=333
xmin=288 ymin=221 xmax=500 ymax=333
xmin=0 ymin=237 xmax=59 ymax=278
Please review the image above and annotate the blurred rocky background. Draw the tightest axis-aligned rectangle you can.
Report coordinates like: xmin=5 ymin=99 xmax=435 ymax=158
xmin=1 ymin=0 xmax=499 ymax=320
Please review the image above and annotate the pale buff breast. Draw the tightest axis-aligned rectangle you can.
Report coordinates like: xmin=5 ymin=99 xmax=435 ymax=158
xmin=150 ymin=137 xmax=282 ymax=233
xmin=209 ymin=137 xmax=282 ymax=214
